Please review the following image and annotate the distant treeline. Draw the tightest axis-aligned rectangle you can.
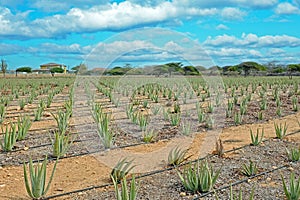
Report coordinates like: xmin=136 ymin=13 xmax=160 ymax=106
xmin=102 ymin=61 xmax=300 ymax=77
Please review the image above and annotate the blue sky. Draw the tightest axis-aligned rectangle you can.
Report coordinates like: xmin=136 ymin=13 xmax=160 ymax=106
xmin=1 ymin=0 xmax=300 ymax=70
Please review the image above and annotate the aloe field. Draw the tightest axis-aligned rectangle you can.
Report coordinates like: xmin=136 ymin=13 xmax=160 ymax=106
xmin=0 ymin=75 xmax=299 ymax=200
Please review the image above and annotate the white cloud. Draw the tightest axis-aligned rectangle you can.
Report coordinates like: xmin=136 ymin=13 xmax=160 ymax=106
xmin=203 ymin=33 xmax=300 ymax=48
xmin=216 ymin=24 xmax=229 ymax=30
xmin=221 ymin=7 xmax=247 ymax=20
xmin=0 ymin=1 xmax=220 ymax=38
xmin=275 ymin=2 xmax=300 ymax=15
xmin=173 ymin=0 xmax=277 ymax=9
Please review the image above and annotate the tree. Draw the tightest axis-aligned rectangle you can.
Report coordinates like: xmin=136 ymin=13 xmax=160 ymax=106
xmin=238 ymin=61 xmax=266 ymax=77
xmin=16 ymin=67 xmax=32 ymax=76
xmin=1 ymin=59 xmax=8 ymax=77
xmin=183 ymin=66 xmax=200 ymax=75
xmin=71 ymin=63 xmax=88 ymax=74
xmin=50 ymin=67 xmax=64 ymax=76
xmin=287 ymin=64 xmax=300 ymax=79
xmin=153 ymin=65 xmax=168 ymax=76
xmin=165 ymin=62 xmax=183 ymax=76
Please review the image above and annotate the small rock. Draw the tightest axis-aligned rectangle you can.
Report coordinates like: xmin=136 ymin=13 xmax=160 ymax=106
xmin=272 ymin=166 xmax=277 ymax=169
xmin=56 ymin=188 xmax=64 ymax=192
xmin=266 ymin=177 xmax=272 ymax=182
xmin=180 ymin=192 xmax=186 ymax=197
xmin=78 ymin=192 xmax=85 ymax=195
xmin=24 ymin=146 xmax=29 ymax=151
xmin=0 ymin=184 xmax=5 ymax=188
xmin=288 ymin=167 xmax=294 ymax=171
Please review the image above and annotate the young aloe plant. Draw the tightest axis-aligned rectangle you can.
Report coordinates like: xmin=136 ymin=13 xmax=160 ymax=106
xmin=274 ymin=122 xmax=288 ymax=139
xmin=0 ymin=104 xmax=5 ymax=124
xmin=169 ymin=113 xmax=181 ymax=126
xmin=168 ymin=146 xmax=191 ymax=166
xmin=51 ymin=131 xmax=73 ymax=158
xmin=23 ymin=157 xmax=58 ymax=199
xmin=241 ymin=160 xmax=258 ymax=177
xmin=112 ymin=174 xmax=139 ymax=200
xmin=142 ymin=129 xmax=156 ymax=143
xmin=286 ymin=147 xmax=300 ymax=162
xmin=17 ymin=115 xmax=32 ymax=141
xmin=250 ymin=128 xmax=264 ymax=146
xmin=281 ymin=173 xmax=300 ymax=200
xmin=1 ymin=123 xmax=17 ymax=152
xmin=52 ymin=110 xmax=70 ymax=134
xmin=111 ymin=158 xmax=135 ymax=182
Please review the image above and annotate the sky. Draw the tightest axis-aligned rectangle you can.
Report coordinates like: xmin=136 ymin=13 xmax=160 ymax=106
xmin=1 ymin=0 xmax=300 ymax=70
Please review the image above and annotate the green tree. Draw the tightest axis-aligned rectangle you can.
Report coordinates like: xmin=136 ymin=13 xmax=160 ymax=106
xmin=16 ymin=67 xmax=32 ymax=76
xmin=165 ymin=62 xmax=183 ymax=76
xmin=153 ymin=65 xmax=168 ymax=76
xmin=50 ymin=67 xmax=64 ymax=76
xmin=1 ymin=59 xmax=8 ymax=77
xmin=183 ymin=66 xmax=200 ymax=75
xmin=238 ymin=61 xmax=266 ymax=77
xmin=287 ymin=64 xmax=300 ymax=79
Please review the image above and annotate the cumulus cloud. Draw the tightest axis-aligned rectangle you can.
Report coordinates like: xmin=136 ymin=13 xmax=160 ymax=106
xmin=275 ymin=2 xmax=300 ymax=15
xmin=221 ymin=7 xmax=247 ymax=20
xmin=0 ymin=1 xmax=218 ymax=39
xmin=216 ymin=24 xmax=229 ymax=30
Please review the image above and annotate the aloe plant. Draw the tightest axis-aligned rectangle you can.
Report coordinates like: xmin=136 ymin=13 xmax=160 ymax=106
xmin=23 ymin=157 xmax=58 ymax=199
xmin=111 ymin=158 xmax=135 ymax=182
xmin=241 ymin=160 xmax=258 ymax=177
xmin=181 ymin=121 xmax=192 ymax=136
xmin=142 ymin=129 xmax=156 ymax=143
xmin=0 ymin=104 xmax=5 ymax=124
xmin=281 ymin=173 xmax=300 ymax=200
xmin=168 ymin=146 xmax=191 ymax=166
xmin=274 ymin=122 xmax=288 ymax=139
xmin=19 ymin=99 xmax=26 ymax=110
xmin=170 ymin=113 xmax=181 ymax=126
xmin=51 ymin=131 xmax=73 ymax=158
xmin=112 ymin=174 xmax=139 ymax=200
xmin=1 ymin=124 xmax=17 ymax=152
xmin=138 ymin=114 xmax=148 ymax=131
xmin=177 ymin=160 xmax=221 ymax=193
xmin=17 ymin=115 xmax=32 ymax=141
xmin=250 ymin=128 xmax=264 ymax=146
xmin=52 ymin=110 xmax=70 ymax=134
xmin=286 ymin=147 xmax=300 ymax=162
